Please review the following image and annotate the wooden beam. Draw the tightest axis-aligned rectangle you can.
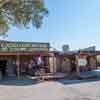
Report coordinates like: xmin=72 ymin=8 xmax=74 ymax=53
xmin=16 ymin=52 xmax=20 ymax=80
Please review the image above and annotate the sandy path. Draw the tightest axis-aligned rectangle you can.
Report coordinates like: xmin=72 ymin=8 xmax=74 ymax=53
xmin=0 ymin=80 xmax=100 ymax=100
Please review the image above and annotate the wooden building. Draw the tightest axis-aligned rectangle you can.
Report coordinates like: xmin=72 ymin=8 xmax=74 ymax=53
xmin=0 ymin=40 xmax=50 ymax=79
xmin=51 ymin=51 xmax=97 ymax=76
xmin=0 ymin=40 xmax=99 ymax=79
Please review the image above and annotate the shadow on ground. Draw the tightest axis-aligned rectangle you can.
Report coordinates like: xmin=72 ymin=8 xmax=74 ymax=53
xmin=0 ymin=79 xmax=39 ymax=86
xmin=0 ymin=78 xmax=100 ymax=86
xmin=57 ymin=78 xmax=100 ymax=85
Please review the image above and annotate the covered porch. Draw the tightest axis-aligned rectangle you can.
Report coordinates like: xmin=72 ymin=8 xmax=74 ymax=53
xmin=0 ymin=51 xmax=51 ymax=80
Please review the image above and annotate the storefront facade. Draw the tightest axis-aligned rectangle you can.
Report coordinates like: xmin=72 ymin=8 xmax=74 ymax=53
xmin=0 ymin=40 xmax=50 ymax=79
xmin=51 ymin=51 xmax=97 ymax=75
xmin=0 ymin=40 xmax=98 ymax=79
xmin=75 ymin=51 xmax=97 ymax=75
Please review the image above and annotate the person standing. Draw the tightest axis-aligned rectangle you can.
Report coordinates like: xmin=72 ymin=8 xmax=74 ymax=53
xmin=37 ymin=56 xmax=45 ymax=80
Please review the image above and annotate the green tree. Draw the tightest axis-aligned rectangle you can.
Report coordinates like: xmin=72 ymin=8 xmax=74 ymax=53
xmin=0 ymin=0 xmax=48 ymax=35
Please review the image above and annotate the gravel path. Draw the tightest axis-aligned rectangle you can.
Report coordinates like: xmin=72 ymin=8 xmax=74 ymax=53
xmin=0 ymin=79 xmax=100 ymax=100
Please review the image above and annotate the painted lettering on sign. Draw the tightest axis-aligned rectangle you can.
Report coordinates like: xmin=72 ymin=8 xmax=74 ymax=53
xmin=0 ymin=41 xmax=49 ymax=51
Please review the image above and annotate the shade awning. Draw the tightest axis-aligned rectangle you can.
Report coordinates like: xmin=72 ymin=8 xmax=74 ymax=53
xmin=0 ymin=51 xmax=50 ymax=56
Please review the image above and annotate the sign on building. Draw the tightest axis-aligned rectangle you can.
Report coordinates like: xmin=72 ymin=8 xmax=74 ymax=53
xmin=0 ymin=41 xmax=49 ymax=52
xmin=78 ymin=58 xmax=87 ymax=66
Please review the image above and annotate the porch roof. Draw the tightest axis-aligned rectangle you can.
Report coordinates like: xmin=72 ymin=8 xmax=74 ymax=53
xmin=0 ymin=51 xmax=51 ymax=56
xmin=55 ymin=51 xmax=100 ymax=56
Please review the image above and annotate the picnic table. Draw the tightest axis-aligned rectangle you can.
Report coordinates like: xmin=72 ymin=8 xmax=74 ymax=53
xmin=40 ymin=73 xmax=66 ymax=80
xmin=27 ymin=73 xmax=66 ymax=80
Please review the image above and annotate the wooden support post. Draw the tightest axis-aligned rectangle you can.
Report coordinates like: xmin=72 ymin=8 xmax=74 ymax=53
xmin=75 ymin=55 xmax=80 ymax=77
xmin=47 ymin=56 xmax=50 ymax=72
xmin=76 ymin=65 xmax=80 ymax=76
xmin=16 ymin=53 xmax=20 ymax=80
xmin=53 ymin=53 xmax=55 ymax=73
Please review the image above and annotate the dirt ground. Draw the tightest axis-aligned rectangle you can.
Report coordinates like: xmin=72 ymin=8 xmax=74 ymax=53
xmin=0 ymin=79 xmax=100 ymax=100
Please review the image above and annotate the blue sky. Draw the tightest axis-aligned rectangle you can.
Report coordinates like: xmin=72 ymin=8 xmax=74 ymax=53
xmin=0 ymin=0 xmax=100 ymax=50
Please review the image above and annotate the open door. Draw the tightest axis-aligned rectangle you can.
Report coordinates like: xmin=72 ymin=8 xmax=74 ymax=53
xmin=0 ymin=60 xmax=7 ymax=78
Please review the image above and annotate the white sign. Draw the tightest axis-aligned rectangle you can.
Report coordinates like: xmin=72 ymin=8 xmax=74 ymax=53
xmin=37 ymin=56 xmax=42 ymax=65
xmin=78 ymin=59 xmax=87 ymax=66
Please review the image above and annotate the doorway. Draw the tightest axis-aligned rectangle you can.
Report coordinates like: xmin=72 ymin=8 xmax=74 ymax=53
xmin=70 ymin=55 xmax=76 ymax=73
xmin=0 ymin=60 xmax=7 ymax=78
